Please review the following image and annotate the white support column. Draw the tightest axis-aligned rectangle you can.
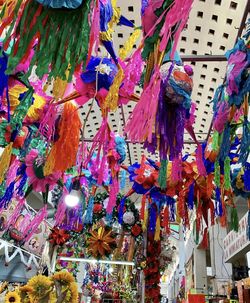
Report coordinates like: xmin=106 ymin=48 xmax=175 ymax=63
xmin=209 ymin=223 xmax=232 ymax=295
xmin=193 ymin=247 xmax=207 ymax=293
xmin=246 ymin=251 xmax=250 ymax=277
xmin=178 ymin=226 xmax=185 ymax=286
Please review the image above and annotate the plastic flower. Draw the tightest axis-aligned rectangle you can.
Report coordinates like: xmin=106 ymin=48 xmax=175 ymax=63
xmin=93 ymin=203 xmax=103 ymax=213
xmin=131 ymin=224 xmax=142 ymax=237
xmin=27 ymin=275 xmax=52 ymax=301
xmin=52 ymin=271 xmax=75 ymax=284
xmin=19 ymin=285 xmax=33 ymax=293
xmin=68 ymin=282 xmax=79 ymax=303
xmin=49 ymin=227 xmax=70 ymax=246
xmin=25 ymin=149 xmax=61 ymax=192
xmin=123 ymin=211 xmax=135 ymax=225
xmin=19 ymin=285 xmax=33 ymax=303
xmin=5 ymin=291 xmax=21 ymax=303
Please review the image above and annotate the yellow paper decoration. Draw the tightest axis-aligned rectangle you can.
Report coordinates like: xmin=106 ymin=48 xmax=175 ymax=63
xmin=154 ymin=216 xmax=161 ymax=241
xmin=100 ymin=0 xmax=121 ymax=41
xmin=142 ymin=209 xmax=148 ymax=232
xmin=0 ymin=142 xmax=13 ymax=185
xmin=236 ymin=169 xmax=244 ymax=190
xmin=43 ymin=149 xmax=56 ymax=176
xmin=26 ymin=94 xmax=46 ymax=121
xmin=7 ymin=85 xmax=27 ymax=110
xmin=52 ymin=69 xmax=69 ymax=99
xmin=104 ymin=64 xmax=124 ymax=112
xmin=119 ymin=28 xmax=141 ymax=60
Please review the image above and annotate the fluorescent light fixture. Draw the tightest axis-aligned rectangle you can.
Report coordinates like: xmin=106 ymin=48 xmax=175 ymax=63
xmin=59 ymin=256 xmax=134 ymax=266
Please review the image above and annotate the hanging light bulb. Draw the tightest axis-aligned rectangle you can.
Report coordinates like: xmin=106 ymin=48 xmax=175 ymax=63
xmin=65 ymin=179 xmax=81 ymax=207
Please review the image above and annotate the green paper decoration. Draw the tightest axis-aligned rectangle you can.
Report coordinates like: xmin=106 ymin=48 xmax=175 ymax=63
xmin=4 ymin=0 xmax=91 ymax=81
xmin=214 ymin=160 xmax=221 ymax=188
xmin=230 ymin=207 xmax=239 ymax=232
xmin=224 ymin=156 xmax=231 ymax=190
xmin=158 ymin=159 xmax=168 ymax=190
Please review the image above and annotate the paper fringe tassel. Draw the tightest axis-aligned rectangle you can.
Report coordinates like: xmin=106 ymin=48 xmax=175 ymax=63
xmin=119 ymin=28 xmax=141 ymax=60
xmin=24 ymin=205 xmax=48 ymax=242
xmin=0 ymin=181 xmax=15 ymax=209
xmin=44 ymin=102 xmax=81 ymax=175
xmin=158 ymin=159 xmax=168 ymax=189
xmin=55 ymin=200 xmax=67 ymax=226
xmin=212 ymin=131 xmax=219 ymax=151
xmin=142 ymin=208 xmax=148 ymax=232
xmin=244 ymin=163 xmax=250 ymax=191
xmin=84 ymin=195 xmax=94 ymax=224
xmin=2 ymin=0 xmax=91 ymax=81
xmin=215 ymin=187 xmax=223 ymax=217
xmin=214 ymin=160 xmax=221 ymax=187
xmin=103 ymin=64 xmax=124 ymax=112
xmin=118 ymin=197 xmax=126 ymax=224
xmin=239 ymin=116 xmax=250 ymax=166
xmin=87 ymin=0 xmax=100 ymax=61
xmin=140 ymin=195 xmax=146 ymax=221
xmin=207 ymin=173 xmax=214 ymax=198
xmin=171 ymin=157 xmax=182 ymax=182
xmin=187 ymin=182 xmax=194 ymax=210
xmin=163 ymin=206 xmax=170 ymax=234
xmin=0 ymin=142 xmax=13 ymax=185
xmin=218 ymin=124 xmax=231 ymax=162
xmin=120 ymin=170 xmax=126 ymax=190
xmin=196 ymin=144 xmax=207 ymax=176
xmin=224 ymin=156 xmax=231 ymax=190
xmin=125 ymin=68 xmax=161 ymax=143
xmin=106 ymin=178 xmax=119 ymax=214
xmin=154 ymin=216 xmax=161 ymax=241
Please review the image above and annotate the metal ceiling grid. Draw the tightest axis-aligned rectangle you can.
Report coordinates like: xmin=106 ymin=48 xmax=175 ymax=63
xmin=79 ymin=0 xmax=248 ymax=164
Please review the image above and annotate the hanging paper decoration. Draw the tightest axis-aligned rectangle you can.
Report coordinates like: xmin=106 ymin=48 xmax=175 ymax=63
xmin=76 ymin=56 xmax=118 ymax=106
xmin=1 ymin=0 xmax=92 ymax=81
xmin=125 ymin=0 xmax=194 ymax=169
xmin=44 ymin=102 xmax=81 ymax=175
xmin=36 ymin=0 xmax=83 ymax=9
xmin=144 ymin=233 xmax=161 ymax=303
xmin=25 ymin=149 xmax=61 ymax=192
xmin=86 ymin=226 xmax=117 ymax=259
xmin=99 ymin=0 xmax=135 ymax=63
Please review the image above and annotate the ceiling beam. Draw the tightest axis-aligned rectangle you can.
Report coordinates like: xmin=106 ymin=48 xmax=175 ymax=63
xmin=181 ymin=55 xmax=227 ymax=62
xmin=83 ymin=138 xmax=203 ymax=145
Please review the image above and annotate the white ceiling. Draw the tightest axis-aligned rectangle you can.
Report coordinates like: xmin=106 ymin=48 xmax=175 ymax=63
xmin=79 ymin=0 xmax=248 ymax=165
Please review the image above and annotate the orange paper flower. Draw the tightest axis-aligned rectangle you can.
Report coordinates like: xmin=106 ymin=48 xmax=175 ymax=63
xmin=87 ymin=227 xmax=116 ymax=258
